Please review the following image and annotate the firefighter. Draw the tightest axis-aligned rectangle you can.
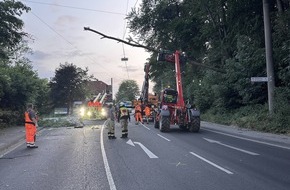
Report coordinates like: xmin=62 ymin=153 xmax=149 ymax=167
xmin=144 ymin=105 xmax=151 ymax=124
xmin=118 ymin=102 xmax=130 ymax=138
xmin=134 ymin=103 xmax=143 ymax=125
xmin=106 ymin=104 xmax=116 ymax=139
xmin=24 ymin=103 xmax=38 ymax=148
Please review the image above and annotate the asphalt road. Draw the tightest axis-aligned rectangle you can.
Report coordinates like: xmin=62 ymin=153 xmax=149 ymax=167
xmin=0 ymin=118 xmax=289 ymax=190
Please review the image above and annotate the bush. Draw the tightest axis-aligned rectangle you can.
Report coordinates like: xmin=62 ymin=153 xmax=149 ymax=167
xmin=202 ymin=102 xmax=290 ymax=134
xmin=0 ymin=109 xmax=22 ymax=128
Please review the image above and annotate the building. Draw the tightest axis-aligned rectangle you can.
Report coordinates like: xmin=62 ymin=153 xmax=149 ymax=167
xmin=86 ymin=80 xmax=113 ymax=104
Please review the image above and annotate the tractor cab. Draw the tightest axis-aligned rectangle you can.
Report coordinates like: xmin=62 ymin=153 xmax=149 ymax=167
xmin=160 ymin=88 xmax=178 ymax=107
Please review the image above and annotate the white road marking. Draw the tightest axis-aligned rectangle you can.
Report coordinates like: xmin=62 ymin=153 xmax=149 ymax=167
xmin=101 ymin=124 xmax=117 ymax=190
xmin=203 ymin=128 xmax=290 ymax=150
xmin=126 ymin=139 xmax=135 ymax=147
xmin=134 ymin=142 xmax=158 ymax=158
xmin=157 ymin=134 xmax=171 ymax=141
xmin=203 ymin=138 xmax=259 ymax=156
xmin=190 ymin=152 xmax=233 ymax=175
xmin=140 ymin=123 xmax=150 ymax=130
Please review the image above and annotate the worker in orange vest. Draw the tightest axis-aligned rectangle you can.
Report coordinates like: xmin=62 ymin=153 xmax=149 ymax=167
xmin=144 ymin=105 xmax=151 ymax=124
xmin=134 ymin=103 xmax=143 ymax=125
xmin=24 ymin=103 xmax=38 ymax=148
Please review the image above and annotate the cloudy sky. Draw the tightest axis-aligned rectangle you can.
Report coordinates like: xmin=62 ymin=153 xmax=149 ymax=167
xmin=20 ymin=0 xmax=152 ymax=96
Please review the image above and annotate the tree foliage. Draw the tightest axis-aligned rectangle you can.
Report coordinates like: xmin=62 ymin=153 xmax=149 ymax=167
xmin=115 ymin=80 xmax=140 ymax=103
xmin=127 ymin=0 xmax=290 ymax=131
xmin=49 ymin=63 xmax=91 ymax=113
xmin=0 ymin=0 xmax=31 ymax=60
xmin=128 ymin=0 xmax=289 ymax=108
xmin=0 ymin=1 xmax=51 ymax=126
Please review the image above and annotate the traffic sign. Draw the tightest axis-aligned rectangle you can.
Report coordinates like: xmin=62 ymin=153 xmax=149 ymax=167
xmin=251 ymin=77 xmax=268 ymax=82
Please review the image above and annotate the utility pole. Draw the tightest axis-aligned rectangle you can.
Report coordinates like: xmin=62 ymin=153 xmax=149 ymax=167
xmin=263 ymin=0 xmax=275 ymax=115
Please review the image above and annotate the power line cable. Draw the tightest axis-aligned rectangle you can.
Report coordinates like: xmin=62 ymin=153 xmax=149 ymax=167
xmin=29 ymin=11 xmax=125 ymax=82
xmin=121 ymin=0 xmax=130 ymax=79
xmin=23 ymin=0 xmax=126 ymax=16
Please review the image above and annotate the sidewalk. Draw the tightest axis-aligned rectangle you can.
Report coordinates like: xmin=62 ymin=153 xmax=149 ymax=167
xmin=0 ymin=126 xmax=26 ymax=157
xmin=202 ymin=121 xmax=290 ymax=148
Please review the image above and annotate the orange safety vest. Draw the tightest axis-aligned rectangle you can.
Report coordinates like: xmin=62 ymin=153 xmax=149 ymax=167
xmin=135 ymin=105 xmax=141 ymax=112
xmin=144 ymin=106 xmax=151 ymax=116
xmin=25 ymin=111 xmax=35 ymax=125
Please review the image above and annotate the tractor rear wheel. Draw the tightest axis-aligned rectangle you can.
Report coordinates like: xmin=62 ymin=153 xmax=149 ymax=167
xmin=159 ymin=115 xmax=170 ymax=132
xmin=189 ymin=116 xmax=200 ymax=132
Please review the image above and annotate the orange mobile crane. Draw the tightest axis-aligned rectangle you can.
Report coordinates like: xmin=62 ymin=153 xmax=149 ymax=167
xmin=137 ymin=62 xmax=158 ymax=121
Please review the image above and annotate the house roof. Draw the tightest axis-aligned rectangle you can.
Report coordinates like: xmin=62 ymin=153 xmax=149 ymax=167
xmin=86 ymin=80 xmax=112 ymax=96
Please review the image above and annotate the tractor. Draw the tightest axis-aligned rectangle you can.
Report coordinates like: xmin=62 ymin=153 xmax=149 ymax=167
xmin=153 ymin=50 xmax=200 ymax=132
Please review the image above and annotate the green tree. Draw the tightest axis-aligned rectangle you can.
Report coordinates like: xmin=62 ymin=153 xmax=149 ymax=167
xmin=0 ymin=0 xmax=31 ymax=60
xmin=49 ymin=63 xmax=91 ymax=114
xmin=115 ymin=80 xmax=140 ymax=103
xmin=128 ymin=0 xmax=289 ymax=110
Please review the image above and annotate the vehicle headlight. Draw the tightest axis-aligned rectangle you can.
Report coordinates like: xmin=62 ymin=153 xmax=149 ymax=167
xmin=80 ymin=107 xmax=85 ymax=116
xmin=101 ymin=108 xmax=107 ymax=117
xmin=87 ymin=111 xmax=92 ymax=116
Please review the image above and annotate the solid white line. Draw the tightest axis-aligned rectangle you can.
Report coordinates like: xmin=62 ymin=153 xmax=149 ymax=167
xmin=203 ymin=138 xmax=259 ymax=156
xmin=101 ymin=124 xmax=117 ymax=190
xmin=157 ymin=134 xmax=171 ymax=141
xmin=190 ymin=152 xmax=233 ymax=175
xmin=134 ymin=142 xmax=158 ymax=158
xmin=203 ymin=128 xmax=290 ymax=150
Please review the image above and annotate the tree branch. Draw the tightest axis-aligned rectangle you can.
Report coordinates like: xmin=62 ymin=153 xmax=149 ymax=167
xmin=84 ymin=27 xmax=158 ymax=52
xmin=83 ymin=27 xmax=225 ymax=73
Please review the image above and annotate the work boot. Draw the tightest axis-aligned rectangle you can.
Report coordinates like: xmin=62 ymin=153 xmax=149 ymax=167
xmin=27 ymin=143 xmax=38 ymax=148
xmin=120 ymin=134 xmax=126 ymax=138
xmin=111 ymin=136 xmax=116 ymax=139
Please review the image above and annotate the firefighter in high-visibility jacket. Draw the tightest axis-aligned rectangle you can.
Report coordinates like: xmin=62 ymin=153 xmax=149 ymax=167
xmin=24 ymin=103 xmax=38 ymax=148
xmin=106 ymin=104 xmax=116 ymax=139
xmin=134 ymin=103 xmax=143 ymax=125
xmin=144 ymin=105 xmax=151 ymax=124
xmin=117 ymin=103 xmax=130 ymax=138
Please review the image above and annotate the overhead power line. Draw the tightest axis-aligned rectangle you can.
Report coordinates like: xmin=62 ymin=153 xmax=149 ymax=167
xmin=121 ymin=0 xmax=130 ymax=79
xmin=23 ymin=0 xmax=126 ymax=16
xmin=29 ymin=11 xmax=125 ymax=81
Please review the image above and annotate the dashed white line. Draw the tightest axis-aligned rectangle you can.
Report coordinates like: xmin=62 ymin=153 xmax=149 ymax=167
xmin=157 ymin=134 xmax=171 ymax=141
xmin=140 ymin=123 xmax=150 ymax=130
xmin=190 ymin=152 xmax=233 ymax=175
xmin=203 ymin=128 xmax=290 ymax=150
xmin=101 ymin=124 xmax=117 ymax=190
xmin=203 ymin=138 xmax=259 ymax=156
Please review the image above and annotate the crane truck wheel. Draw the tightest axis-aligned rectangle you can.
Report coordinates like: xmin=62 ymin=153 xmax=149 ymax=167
xmin=189 ymin=116 xmax=200 ymax=132
xmin=159 ymin=115 xmax=170 ymax=132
